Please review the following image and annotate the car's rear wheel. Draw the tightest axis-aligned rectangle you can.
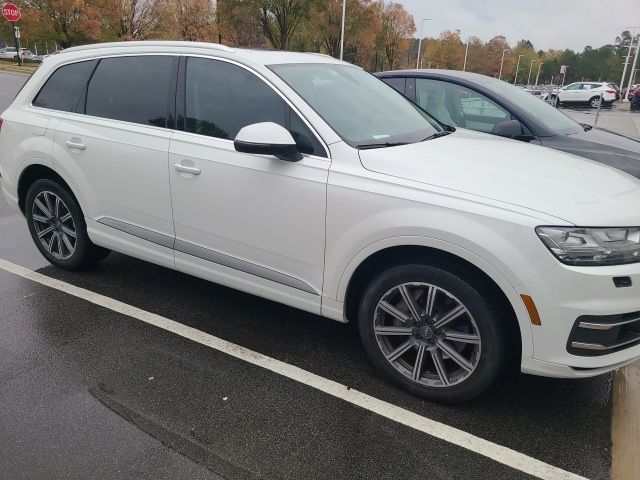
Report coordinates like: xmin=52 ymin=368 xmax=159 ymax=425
xmin=358 ymin=264 xmax=506 ymax=403
xmin=589 ymin=96 xmax=602 ymax=109
xmin=26 ymin=179 xmax=110 ymax=269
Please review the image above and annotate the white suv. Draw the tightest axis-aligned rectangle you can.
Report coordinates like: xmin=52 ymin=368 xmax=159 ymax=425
xmin=2 ymin=42 xmax=640 ymax=403
xmin=551 ymin=82 xmax=617 ymax=108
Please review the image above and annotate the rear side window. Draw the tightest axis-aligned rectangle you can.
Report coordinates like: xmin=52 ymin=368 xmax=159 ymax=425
xmin=86 ymin=56 xmax=175 ymax=127
xmin=33 ymin=61 xmax=93 ymax=112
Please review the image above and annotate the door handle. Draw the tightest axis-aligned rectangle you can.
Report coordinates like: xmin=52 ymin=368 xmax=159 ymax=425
xmin=65 ymin=140 xmax=86 ymax=150
xmin=173 ymin=164 xmax=201 ymax=176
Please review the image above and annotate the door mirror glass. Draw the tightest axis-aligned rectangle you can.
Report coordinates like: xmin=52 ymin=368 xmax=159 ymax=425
xmin=234 ymin=122 xmax=302 ymax=161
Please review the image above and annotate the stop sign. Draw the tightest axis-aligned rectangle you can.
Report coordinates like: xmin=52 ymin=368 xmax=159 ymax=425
xmin=2 ymin=3 xmax=21 ymax=22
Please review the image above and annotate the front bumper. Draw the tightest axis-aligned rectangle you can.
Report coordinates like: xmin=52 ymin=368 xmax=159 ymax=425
xmin=518 ymin=262 xmax=640 ymax=376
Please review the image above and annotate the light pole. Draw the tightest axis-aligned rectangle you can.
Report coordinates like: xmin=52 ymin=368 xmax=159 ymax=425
xmin=527 ymin=60 xmax=535 ymax=86
xmin=625 ymin=36 xmax=640 ymax=101
xmin=534 ymin=62 xmax=543 ymax=87
xmin=416 ymin=18 xmax=431 ymax=69
xmin=339 ymin=0 xmax=347 ymax=60
xmin=463 ymin=39 xmax=469 ymax=71
xmin=498 ymin=48 xmax=508 ymax=80
xmin=513 ymin=54 xmax=524 ymax=84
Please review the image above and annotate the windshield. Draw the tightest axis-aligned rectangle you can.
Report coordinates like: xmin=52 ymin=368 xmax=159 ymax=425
xmin=270 ymin=63 xmax=441 ymax=148
xmin=483 ymin=78 xmax=583 ymax=135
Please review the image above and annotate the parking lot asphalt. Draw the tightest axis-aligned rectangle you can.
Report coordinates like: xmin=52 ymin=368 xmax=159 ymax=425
xmin=0 ymin=71 xmax=620 ymax=480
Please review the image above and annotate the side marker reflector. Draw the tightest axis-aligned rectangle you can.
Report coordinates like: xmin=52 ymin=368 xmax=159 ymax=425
xmin=521 ymin=295 xmax=542 ymax=326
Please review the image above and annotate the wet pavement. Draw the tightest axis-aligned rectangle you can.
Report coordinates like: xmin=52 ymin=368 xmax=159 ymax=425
xmin=0 ymin=72 xmax=615 ymax=479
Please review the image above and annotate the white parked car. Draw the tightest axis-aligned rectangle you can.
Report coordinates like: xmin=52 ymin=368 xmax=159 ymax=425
xmin=546 ymin=82 xmax=617 ymax=108
xmin=0 ymin=47 xmax=17 ymax=59
xmin=0 ymin=47 xmax=33 ymax=60
xmin=2 ymin=42 xmax=640 ymax=403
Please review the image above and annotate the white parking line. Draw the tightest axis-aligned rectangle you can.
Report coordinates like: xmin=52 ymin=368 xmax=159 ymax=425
xmin=0 ymin=257 xmax=587 ymax=480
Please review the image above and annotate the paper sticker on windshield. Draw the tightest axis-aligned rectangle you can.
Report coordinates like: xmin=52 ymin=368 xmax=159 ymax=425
xmin=372 ymin=134 xmax=391 ymax=140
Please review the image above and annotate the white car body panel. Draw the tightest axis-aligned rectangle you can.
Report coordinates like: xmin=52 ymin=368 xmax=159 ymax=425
xmin=1 ymin=41 xmax=640 ymax=383
xmin=53 ymin=113 xmax=176 ymax=238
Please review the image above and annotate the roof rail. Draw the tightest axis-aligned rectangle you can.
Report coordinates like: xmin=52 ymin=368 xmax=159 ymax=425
xmin=62 ymin=41 xmax=234 ymax=55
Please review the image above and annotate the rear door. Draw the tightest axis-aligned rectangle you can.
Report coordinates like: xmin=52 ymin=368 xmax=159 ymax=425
xmin=51 ymin=55 xmax=178 ymax=245
xmin=577 ymin=83 xmax=595 ymax=102
xmin=560 ymin=83 xmax=581 ymax=103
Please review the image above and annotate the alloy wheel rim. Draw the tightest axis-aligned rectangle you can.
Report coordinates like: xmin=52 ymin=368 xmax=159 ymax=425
xmin=373 ymin=282 xmax=481 ymax=388
xmin=32 ymin=191 xmax=77 ymax=260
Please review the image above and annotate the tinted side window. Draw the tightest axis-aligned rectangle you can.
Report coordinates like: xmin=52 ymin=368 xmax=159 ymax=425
xmin=86 ymin=56 xmax=175 ymax=127
xmin=382 ymin=77 xmax=406 ymax=94
xmin=186 ymin=57 xmax=286 ymax=140
xmin=33 ymin=61 xmax=93 ymax=112
xmin=185 ymin=58 xmax=326 ymax=157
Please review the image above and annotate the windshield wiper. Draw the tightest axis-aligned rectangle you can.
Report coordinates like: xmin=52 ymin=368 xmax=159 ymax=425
xmin=422 ymin=131 xmax=453 ymax=141
xmin=356 ymin=142 xmax=409 ymax=149
xmin=580 ymin=123 xmax=593 ymax=132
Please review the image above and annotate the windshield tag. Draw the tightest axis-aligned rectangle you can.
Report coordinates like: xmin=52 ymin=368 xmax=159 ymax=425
xmin=372 ymin=134 xmax=391 ymax=140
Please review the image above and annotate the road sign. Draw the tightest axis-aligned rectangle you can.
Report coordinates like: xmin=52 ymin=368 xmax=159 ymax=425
xmin=2 ymin=3 xmax=21 ymax=22
xmin=560 ymin=65 xmax=567 ymax=74
xmin=13 ymin=25 xmax=19 ymax=38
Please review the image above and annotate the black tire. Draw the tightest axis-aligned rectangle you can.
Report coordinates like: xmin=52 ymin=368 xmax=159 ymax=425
xmin=25 ymin=179 xmax=110 ymax=270
xmin=589 ymin=96 xmax=601 ymax=109
xmin=552 ymin=95 xmax=561 ymax=108
xmin=358 ymin=264 xmax=506 ymax=403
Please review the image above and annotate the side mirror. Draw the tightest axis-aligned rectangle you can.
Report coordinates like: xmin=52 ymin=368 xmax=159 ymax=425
xmin=234 ymin=122 xmax=302 ymax=162
xmin=491 ymin=119 xmax=534 ymax=142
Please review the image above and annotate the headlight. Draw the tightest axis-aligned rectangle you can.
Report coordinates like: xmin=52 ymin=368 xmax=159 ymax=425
xmin=536 ymin=226 xmax=640 ymax=266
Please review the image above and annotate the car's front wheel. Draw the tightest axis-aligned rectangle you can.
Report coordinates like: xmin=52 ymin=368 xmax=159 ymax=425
xmin=26 ymin=179 xmax=110 ymax=270
xmin=358 ymin=264 xmax=506 ymax=403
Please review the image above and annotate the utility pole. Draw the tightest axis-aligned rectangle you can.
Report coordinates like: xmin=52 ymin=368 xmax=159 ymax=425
xmin=416 ymin=18 xmax=431 ymax=69
xmin=463 ymin=39 xmax=469 ymax=71
xmin=620 ymin=28 xmax=640 ymax=93
xmin=513 ymin=54 xmax=523 ymax=84
xmin=534 ymin=62 xmax=543 ymax=87
xmin=339 ymin=0 xmax=346 ymax=60
xmin=527 ymin=60 xmax=535 ymax=86
xmin=625 ymin=35 xmax=640 ymax=101
xmin=12 ymin=23 xmax=21 ymax=66
xmin=499 ymin=49 xmax=508 ymax=80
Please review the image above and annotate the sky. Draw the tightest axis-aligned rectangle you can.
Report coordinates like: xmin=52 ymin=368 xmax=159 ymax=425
xmin=399 ymin=0 xmax=638 ymax=52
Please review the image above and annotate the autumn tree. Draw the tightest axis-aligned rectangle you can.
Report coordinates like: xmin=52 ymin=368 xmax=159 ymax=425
xmin=424 ymin=30 xmax=463 ymax=70
xmin=378 ymin=1 xmax=414 ymax=69
xmin=464 ymin=36 xmax=487 ymax=74
xmin=163 ymin=0 xmax=217 ymax=41
xmin=217 ymin=0 xmax=263 ymax=47
xmin=486 ymin=35 xmax=510 ymax=78
xmin=92 ymin=0 xmax=169 ymax=41
xmin=309 ymin=0 xmax=380 ymax=67
xmin=248 ymin=0 xmax=312 ymax=50
xmin=15 ymin=0 xmax=100 ymax=48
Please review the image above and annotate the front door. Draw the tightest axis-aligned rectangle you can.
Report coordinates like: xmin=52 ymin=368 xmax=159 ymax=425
xmin=169 ymin=57 xmax=329 ymax=306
